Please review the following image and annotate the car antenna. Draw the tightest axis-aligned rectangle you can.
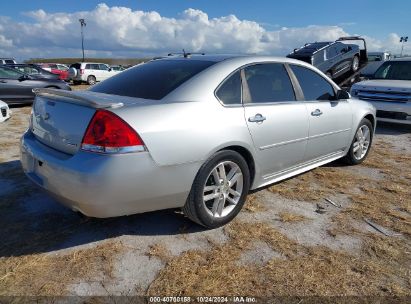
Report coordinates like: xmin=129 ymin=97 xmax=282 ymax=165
xmin=167 ymin=50 xmax=206 ymax=58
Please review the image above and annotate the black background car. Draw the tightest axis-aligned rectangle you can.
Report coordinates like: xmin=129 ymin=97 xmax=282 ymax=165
xmin=287 ymin=37 xmax=367 ymax=79
xmin=0 ymin=65 xmax=71 ymax=105
xmin=5 ymin=63 xmax=60 ymax=80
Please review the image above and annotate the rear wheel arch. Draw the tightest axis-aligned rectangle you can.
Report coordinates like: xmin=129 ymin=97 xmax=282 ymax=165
xmin=218 ymin=145 xmax=255 ymax=187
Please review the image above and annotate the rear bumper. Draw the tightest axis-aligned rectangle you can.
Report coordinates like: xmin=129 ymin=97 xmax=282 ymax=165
xmin=367 ymin=101 xmax=411 ymax=124
xmin=20 ymin=131 xmax=198 ymax=217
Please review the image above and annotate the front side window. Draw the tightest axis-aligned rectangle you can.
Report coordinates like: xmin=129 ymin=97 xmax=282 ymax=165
xmin=326 ymin=46 xmax=338 ymax=59
xmin=99 ymin=64 xmax=109 ymax=71
xmin=90 ymin=59 xmax=216 ymax=100
xmin=244 ymin=63 xmax=296 ymax=103
xmin=216 ymin=71 xmax=242 ymax=105
xmin=290 ymin=65 xmax=335 ymax=101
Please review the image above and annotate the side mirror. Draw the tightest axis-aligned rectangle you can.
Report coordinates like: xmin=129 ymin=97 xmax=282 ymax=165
xmin=18 ymin=74 xmax=30 ymax=81
xmin=336 ymin=89 xmax=351 ymax=100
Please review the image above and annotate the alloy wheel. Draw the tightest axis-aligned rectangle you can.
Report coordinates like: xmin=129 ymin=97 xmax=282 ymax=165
xmin=352 ymin=56 xmax=359 ymax=71
xmin=353 ymin=124 xmax=371 ymax=160
xmin=202 ymin=161 xmax=244 ymax=218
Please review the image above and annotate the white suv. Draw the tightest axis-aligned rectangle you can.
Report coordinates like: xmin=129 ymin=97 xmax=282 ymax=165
xmin=68 ymin=62 xmax=120 ymax=85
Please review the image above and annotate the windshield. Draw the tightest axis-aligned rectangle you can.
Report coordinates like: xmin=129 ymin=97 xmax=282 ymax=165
xmin=374 ymin=61 xmax=411 ymax=80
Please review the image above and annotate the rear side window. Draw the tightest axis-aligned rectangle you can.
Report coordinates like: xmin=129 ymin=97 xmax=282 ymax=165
xmin=290 ymin=65 xmax=335 ymax=100
xmin=90 ymin=59 xmax=216 ymax=100
xmin=216 ymin=71 xmax=242 ymax=105
xmin=244 ymin=63 xmax=295 ymax=103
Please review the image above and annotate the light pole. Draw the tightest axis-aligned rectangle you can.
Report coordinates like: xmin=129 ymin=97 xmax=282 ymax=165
xmin=400 ymin=36 xmax=408 ymax=57
xmin=79 ymin=18 xmax=87 ymax=62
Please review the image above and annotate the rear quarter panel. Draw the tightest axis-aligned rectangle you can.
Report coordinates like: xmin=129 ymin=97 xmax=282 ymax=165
xmin=111 ymin=100 xmax=256 ymax=167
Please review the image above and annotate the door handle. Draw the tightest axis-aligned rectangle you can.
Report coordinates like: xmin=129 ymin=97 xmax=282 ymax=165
xmin=248 ymin=113 xmax=266 ymax=123
xmin=311 ymin=109 xmax=323 ymax=116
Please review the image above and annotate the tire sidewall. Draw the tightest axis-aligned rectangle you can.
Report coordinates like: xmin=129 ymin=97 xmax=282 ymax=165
xmin=191 ymin=150 xmax=250 ymax=228
xmin=87 ymin=76 xmax=96 ymax=85
xmin=352 ymin=56 xmax=360 ymax=72
xmin=347 ymin=118 xmax=373 ymax=165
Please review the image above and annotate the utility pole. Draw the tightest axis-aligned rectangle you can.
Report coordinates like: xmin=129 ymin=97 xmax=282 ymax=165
xmin=400 ymin=36 xmax=408 ymax=57
xmin=79 ymin=18 xmax=87 ymax=62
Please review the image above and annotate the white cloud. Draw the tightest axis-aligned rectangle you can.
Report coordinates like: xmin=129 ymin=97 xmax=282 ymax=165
xmin=0 ymin=3 xmax=408 ymax=60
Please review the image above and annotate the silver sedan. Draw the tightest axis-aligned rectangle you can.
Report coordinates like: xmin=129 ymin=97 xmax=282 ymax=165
xmin=20 ymin=55 xmax=376 ymax=228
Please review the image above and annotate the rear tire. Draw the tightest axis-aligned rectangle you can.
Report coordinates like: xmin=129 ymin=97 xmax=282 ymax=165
xmin=351 ymin=55 xmax=360 ymax=72
xmin=343 ymin=118 xmax=373 ymax=165
xmin=183 ymin=150 xmax=250 ymax=228
xmin=87 ymin=75 xmax=96 ymax=85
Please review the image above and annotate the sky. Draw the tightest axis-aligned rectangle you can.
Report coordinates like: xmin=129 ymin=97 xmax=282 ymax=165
xmin=1 ymin=0 xmax=410 ymax=60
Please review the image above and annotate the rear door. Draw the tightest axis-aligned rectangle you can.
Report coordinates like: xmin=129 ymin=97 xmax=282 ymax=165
xmin=242 ymin=63 xmax=309 ymax=177
xmin=86 ymin=64 xmax=99 ymax=81
xmin=289 ymin=64 xmax=352 ymax=161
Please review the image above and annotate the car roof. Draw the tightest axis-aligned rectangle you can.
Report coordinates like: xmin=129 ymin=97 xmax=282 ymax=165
xmin=290 ymin=42 xmax=335 ymax=56
xmin=80 ymin=62 xmax=109 ymax=64
xmin=5 ymin=63 xmax=38 ymax=66
xmin=389 ymin=57 xmax=411 ymax=62
xmin=154 ymin=54 xmax=315 ymax=66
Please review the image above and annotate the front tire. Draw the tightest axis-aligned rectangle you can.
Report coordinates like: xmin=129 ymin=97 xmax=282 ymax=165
xmin=343 ymin=118 xmax=373 ymax=165
xmin=183 ymin=150 xmax=250 ymax=228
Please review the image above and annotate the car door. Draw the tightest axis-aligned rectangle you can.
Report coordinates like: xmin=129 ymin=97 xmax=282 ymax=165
xmin=86 ymin=64 xmax=99 ymax=81
xmin=289 ymin=64 xmax=352 ymax=161
xmin=334 ymin=43 xmax=352 ymax=74
xmin=99 ymin=64 xmax=111 ymax=80
xmin=242 ymin=63 xmax=309 ymax=177
xmin=0 ymin=67 xmax=34 ymax=103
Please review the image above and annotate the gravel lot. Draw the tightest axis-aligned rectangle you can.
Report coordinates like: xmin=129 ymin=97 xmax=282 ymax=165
xmin=0 ymin=102 xmax=410 ymax=297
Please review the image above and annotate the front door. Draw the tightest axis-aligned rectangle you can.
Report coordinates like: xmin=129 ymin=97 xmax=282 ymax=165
xmin=289 ymin=64 xmax=352 ymax=161
xmin=0 ymin=67 xmax=33 ymax=103
xmin=242 ymin=63 xmax=309 ymax=177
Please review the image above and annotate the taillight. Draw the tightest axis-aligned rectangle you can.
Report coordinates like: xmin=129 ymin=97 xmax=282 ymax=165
xmin=81 ymin=110 xmax=145 ymax=154
xmin=80 ymin=69 xmax=84 ymax=75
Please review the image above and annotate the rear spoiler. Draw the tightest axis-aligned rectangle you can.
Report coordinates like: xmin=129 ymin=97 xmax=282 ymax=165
xmin=32 ymin=88 xmax=123 ymax=109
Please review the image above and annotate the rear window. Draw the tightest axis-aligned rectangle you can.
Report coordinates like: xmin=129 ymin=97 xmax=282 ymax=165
xmin=90 ymin=59 xmax=216 ymax=100
xmin=70 ymin=63 xmax=81 ymax=69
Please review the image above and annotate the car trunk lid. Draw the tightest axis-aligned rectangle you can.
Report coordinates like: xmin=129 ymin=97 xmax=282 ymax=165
xmin=31 ymin=88 xmax=142 ymax=155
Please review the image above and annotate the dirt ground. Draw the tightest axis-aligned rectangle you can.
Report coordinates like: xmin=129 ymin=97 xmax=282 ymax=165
xmin=0 ymin=100 xmax=410 ymax=298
